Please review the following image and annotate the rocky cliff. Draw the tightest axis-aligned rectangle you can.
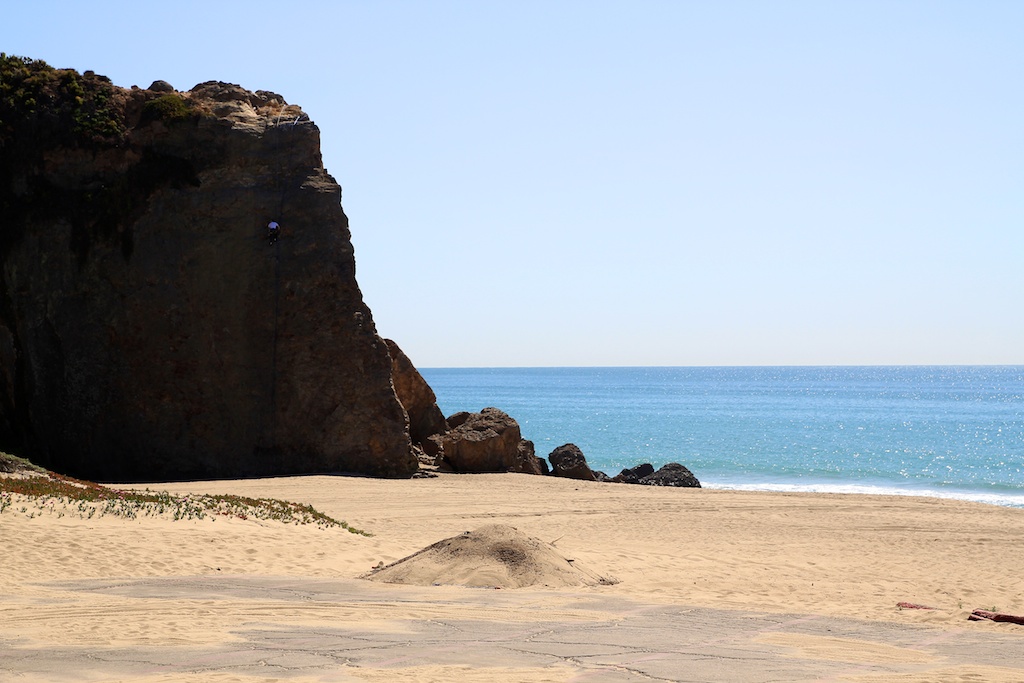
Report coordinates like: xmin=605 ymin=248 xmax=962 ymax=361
xmin=0 ymin=56 xmax=419 ymax=480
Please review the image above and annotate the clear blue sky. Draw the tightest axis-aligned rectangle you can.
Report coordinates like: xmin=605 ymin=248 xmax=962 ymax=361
xmin=5 ymin=1 xmax=1022 ymax=367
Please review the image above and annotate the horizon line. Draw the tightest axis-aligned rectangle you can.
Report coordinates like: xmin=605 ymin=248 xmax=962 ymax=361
xmin=418 ymin=363 xmax=1024 ymax=371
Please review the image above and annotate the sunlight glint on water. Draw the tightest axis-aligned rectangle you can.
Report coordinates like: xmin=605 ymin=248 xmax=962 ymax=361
xmin=421 ymin=366 xmax=1024 ymax=508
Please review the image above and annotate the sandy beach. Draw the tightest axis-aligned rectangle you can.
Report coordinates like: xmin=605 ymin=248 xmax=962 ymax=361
xmin=3 ymin=472 xmax=1024 ymax=681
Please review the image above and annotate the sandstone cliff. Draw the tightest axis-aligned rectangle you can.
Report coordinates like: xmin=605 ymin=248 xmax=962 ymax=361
xmin=0 ymin=56 xmax=419 ymax=480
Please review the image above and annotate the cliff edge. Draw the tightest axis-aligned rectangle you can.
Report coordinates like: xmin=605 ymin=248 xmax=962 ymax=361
xmin=0 ymin=56 xmax=419 ymax=480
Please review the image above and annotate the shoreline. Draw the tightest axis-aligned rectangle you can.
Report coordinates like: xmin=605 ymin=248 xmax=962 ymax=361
xmin=5 ymin=472 xmax=1024 ymax=681
xmin=700 ymin=479 xmax=1024 ymax=509
xmin=425 ymin=365 xmax=1024 ymax=507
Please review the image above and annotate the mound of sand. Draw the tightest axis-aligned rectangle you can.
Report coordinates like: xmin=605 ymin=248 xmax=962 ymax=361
xmin=363 ymin=523 xmax=616 ymax=588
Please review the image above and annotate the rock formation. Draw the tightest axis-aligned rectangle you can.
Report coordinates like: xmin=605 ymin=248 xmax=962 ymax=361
xmin=611 ymin=463 xmax=655 ymax=484
xmin=436 ymin=407 xmax=544 ymax=474
xmin=547 ymin=443 xmax=598 ymax=481
xmin=547 ymin=447 xmax=702 ymax=488
xmin=638 ymin=462 xmax=701 ymax=487
xmin=515 ymin=439 xmax=549 ymax=476
xmin=385 ymin=338 xmax=447 ymax=454
xmin=0 ymin=57 xmax=419 ymax=480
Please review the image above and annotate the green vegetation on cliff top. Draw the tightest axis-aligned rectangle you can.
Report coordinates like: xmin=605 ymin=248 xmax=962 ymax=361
xmin=0 ymin=53 xmax=201 ymax=147
xmin=0 ymin=53 xmax=125 ymax=147
xmin=0 ymin=54 xmax=206 ymax=262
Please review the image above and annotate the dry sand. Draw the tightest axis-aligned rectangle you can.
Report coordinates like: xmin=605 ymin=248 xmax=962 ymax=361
xmin=3 ymin=472 xmax=1024 ymax=681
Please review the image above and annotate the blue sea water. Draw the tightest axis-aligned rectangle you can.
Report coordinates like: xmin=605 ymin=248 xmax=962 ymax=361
xmin=420 ymin=366 xmax=1024 ymax=508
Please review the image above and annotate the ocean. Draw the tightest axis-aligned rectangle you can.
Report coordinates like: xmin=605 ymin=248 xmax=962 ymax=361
xmin=420 ymin=366 xmax=1024 ymax=508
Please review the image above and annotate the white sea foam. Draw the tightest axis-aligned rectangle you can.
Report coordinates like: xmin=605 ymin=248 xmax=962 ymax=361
xmin=702 ymin=481 xmax=1024 ymax=509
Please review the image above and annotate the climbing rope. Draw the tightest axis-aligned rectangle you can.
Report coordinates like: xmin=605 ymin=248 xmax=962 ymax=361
xmin=258 ymin=110 xmax=313 ymax=455
xmin=266 ymin=232 xmax=281 ymax=449
xmin=260 ymin=114 xmax=294 ymax=454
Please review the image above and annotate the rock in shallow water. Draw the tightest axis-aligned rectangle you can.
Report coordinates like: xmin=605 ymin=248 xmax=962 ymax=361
xmin=639 ymin=463 xmax=702 ymax=488
xmin=611 ymin=462 xmax=656 ymax=484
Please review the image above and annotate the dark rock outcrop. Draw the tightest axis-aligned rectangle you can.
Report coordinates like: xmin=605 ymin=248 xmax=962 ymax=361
xmin=446 ymin=412 xmax=472 ymax=430
xmin=639 ymin=463 xmax=702 ymax=488
xmin=611 ymin=463 xmax=655 ymax=484
xmin=548 ymin=443 xmax=597 ymax=482
xmin=0 ymin=57 xmax=418 ymax=480
xmin=385 ymin=338 xmax=447 ymax=453
xmin=437 ymin=407 xmax=542 ymax=474
xmin=515 ymin=439 xmax=548 ymax=476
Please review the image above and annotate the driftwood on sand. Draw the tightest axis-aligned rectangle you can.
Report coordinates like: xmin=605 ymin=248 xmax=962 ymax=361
xmin=968 ymin=609 xmax=1024 ymax=625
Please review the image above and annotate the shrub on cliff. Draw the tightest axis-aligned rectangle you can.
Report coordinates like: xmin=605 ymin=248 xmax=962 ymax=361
xmin=140 ymin=93 xmax=194 ymax=123
xmin=0 ymin=53 xmax=124 ymax=148
xmin=0 ymin=56 xmax=202 ymax=261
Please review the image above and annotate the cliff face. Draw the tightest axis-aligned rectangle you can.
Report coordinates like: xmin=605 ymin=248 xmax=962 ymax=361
xmin=0 ymin=57 xmax=419 ymax=480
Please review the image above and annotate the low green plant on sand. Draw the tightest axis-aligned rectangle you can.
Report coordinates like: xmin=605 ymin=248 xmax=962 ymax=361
xmin=0 ymin=452 xmax=368 ymax=534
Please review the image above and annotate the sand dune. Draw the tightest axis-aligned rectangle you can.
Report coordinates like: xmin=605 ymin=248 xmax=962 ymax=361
xmin=363 ymin=522 xmax=615 ymax=588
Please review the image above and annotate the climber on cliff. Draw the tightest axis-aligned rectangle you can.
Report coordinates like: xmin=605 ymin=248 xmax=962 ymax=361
xmin=267 ymin=220 xmax=280 ymax=244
